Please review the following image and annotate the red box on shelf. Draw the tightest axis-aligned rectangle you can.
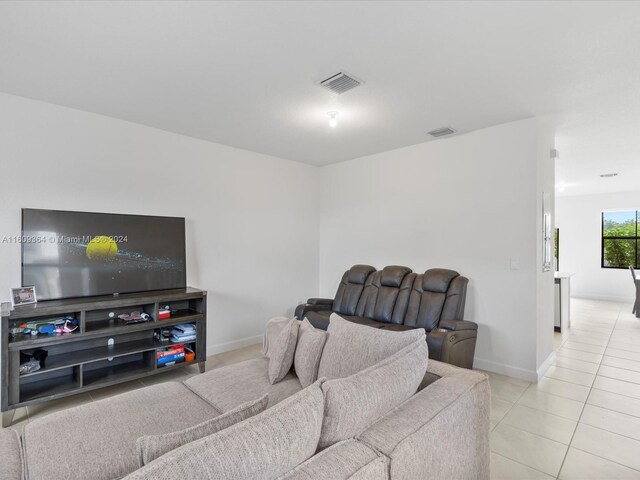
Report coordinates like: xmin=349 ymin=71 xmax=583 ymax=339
xmin=158 ymin=309 xmax=171 ymax=320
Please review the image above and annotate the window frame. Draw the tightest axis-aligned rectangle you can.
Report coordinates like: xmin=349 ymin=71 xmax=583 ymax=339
xmin=600 ymin=211 xmax=640 ymax=269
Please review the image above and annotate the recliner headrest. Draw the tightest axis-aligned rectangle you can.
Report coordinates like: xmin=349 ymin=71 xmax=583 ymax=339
xmin=422 ymin=269 xmax=459 ymax=293
xmin=347 ymin=265 xmax=376 ymax=284
xmin=380 ymin=265 xmax=412 ymax=287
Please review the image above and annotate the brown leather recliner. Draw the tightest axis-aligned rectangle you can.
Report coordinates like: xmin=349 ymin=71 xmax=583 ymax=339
xmin=294 ymin=264 xmax=476 ymax=369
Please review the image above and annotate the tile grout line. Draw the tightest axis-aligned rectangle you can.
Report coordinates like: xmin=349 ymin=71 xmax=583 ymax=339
xmin=491 ymin=451 xmax=556 ymax=479
xmin=490 ymin=379 xmax=529 ymax=433
xmin=569 ymin=445 xmax=640 ymax=474
xmin=580 ymin=390 xmax=640 ymax=419
xmin=553 ymin=303 xmax=621 ymax=479
xmin=577 ymin=420 xmax=640 ymax=445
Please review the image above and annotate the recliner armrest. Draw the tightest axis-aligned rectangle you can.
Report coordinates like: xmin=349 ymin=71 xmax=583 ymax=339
xmin=427 ymin=326 xmax=477 ymax=369
xmin=294 ymin=303 xmax=332 ymax=320
xmin=306 ymin=298 xmax=334 ymax=306
xmin=439 ymin=319 xmax=478 ymax=331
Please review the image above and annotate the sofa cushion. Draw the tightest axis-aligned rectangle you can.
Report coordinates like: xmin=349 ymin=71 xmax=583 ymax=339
xmin=317 ymin=314 xmax=425 ymax=380
xmin=0 ymin=427 xmax=23 ymax=480
xmin=136 ymin=394 xmax=268 ymax=466
xmin=319 ymin=337 xmax=428 ymax=448
xmin=422 ymin=268 xmax=459 ymax=293
xmin=349 ymin=457 xmax=389 ymax=479
xmin=354 ymin=267 xmax=415 ymax=325
xmin=304 ymin=312 xmax=388 ymax=331
xmin=333 ymin=265 xmax=376 ymax=316
xmin=295 ymin=319 xmax=327 ymax=388
xmin=184 ymin=357 xmax=302 ymax=411
xmin=380 ymin=265 xmax=413 ymax=288
xmin=124 ymin=381 xmax=325 ymax=480
xmin=23 ymin=382 xmax=222 ymax=480
xmin=262 ymin=316 xmax=292 ymax=357
xmin=405 ymin=269 xmax=464 ymax=331
xmin=378 ymin=324 xmax=415 ymax=332
xmin=305 ymin=310 xmax=332 ymax=330
xmin=278 ymin=439 xmax=382 ymax=480
xmin=357 ymin=370 xmax=490 ymax=480
xmin=269 ymin=317 xmax=299 ymax=384
xmin=341 ymin=315 xmax=387 ymax=328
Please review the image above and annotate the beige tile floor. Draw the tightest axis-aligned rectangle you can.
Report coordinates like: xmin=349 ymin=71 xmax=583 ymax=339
xmin=8 ymin=300 xmax=640 ymax=479
xmin=490 ymin=298 xmax=640 ymax=480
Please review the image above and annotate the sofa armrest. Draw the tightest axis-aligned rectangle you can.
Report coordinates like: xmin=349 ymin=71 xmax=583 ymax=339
xmin=439 ymin=319 xmax=478 ymax=331
xmin=294 ymin=303 xmax=333 ymax=320
xmin=420 ymin=359 xmax=470 ymax=389
xmin=0 ymin=427 xmax=23 ymax=480
xmin=427 ymin=328 xmax=477 ymax=369
xmin=358 ymin=372 xmax=490 ymax=480
xmin=306 ymin=298 xmax=334 ymax=306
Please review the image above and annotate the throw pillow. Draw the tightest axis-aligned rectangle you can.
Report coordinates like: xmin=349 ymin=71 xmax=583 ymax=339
xmin=268 ymin=317 xmax=299 ymax=384
xmin=319 ymin=337 xmax=428 ymax=448
xmin=135 ymin=394 xmax=268 ymax=466
xmin=294 ymin=318 xmax=327 ymax=388
xmin=317 ymin=313 xmax=425 ymax=380
xmin=262 ymin=316 xmax=291 ymax=358
xmin=278 ymin=439 xmax=380 ymax=480
xmin=123 ymin=380 xmax=325 ymax=480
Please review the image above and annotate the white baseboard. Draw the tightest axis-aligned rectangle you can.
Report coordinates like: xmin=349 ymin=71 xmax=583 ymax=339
xmin=206 ymin=334 xmax=264 ymax=356
xmin=536 ymin=350 xmax=556 ymax=381
xmin=473 ymin=357 xmax=538 ymax=383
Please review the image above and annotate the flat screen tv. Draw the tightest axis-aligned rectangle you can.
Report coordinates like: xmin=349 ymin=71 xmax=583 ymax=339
xmin=22 ymin=209 xmax=186 ymax=301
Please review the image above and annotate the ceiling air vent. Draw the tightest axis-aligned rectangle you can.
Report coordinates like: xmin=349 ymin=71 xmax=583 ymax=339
xmin=599 ymin=173 xmax=618 ymax=178
xmin=318 ymin=72 xmax=362 ymax=95
xmin=428 ymin=127 xmax=457 ymax=138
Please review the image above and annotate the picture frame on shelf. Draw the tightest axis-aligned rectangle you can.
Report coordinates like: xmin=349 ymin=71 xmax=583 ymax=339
xmin=10 ymin=286 xmax=37 ymax=307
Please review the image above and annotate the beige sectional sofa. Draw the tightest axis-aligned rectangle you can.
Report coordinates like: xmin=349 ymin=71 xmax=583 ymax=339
xmin=0 ymin=314 xmax=490 ymax=480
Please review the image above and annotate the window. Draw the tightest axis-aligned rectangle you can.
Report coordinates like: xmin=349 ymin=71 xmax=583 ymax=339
xmin=601 ymin=211 xmax=640 ymax=269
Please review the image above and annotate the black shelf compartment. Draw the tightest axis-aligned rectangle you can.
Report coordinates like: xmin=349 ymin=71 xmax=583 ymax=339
xmin=157 ymin=296 xmax=205 ymax=320
xmin=156 ymin=340 xmax=197 ymax=369
xmin=8 ymin=311 xmax=82 ymax=347
xmin=19 ymin=334 xmax=161 ymax=379
xmin=82 ymin=351 xmax=155 ymax=388
xmin=84 ymin=303 xmax=156 ymax=333
xmin=19 ymin=365 xmax=81 ymax=403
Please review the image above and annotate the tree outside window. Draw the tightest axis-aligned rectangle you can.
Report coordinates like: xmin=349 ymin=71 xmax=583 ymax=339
xmin=602 ymin=211 xmax=640 ymax=269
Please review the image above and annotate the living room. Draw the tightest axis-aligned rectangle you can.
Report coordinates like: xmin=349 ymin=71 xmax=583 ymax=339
xmin=1 ymin=2 xmax=639 ymax=480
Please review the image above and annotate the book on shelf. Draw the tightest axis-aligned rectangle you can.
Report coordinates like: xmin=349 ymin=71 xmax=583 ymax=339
xmin=157 ymin=352 xmax=185 ymax=366
xmin=156 ymin=344 xmax=185 ymax=359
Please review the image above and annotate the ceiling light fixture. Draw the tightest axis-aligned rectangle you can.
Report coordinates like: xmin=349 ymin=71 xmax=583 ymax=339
xmin=327 ymin=111 xmax=338 ymax=128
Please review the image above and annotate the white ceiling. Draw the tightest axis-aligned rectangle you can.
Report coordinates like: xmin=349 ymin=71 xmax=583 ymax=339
xmin=1 ymin=1 xmax=640 ymax=195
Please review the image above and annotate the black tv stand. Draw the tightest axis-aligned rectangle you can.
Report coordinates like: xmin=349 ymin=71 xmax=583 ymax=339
xmin=1 ymin=288 xmax=207 ymax=427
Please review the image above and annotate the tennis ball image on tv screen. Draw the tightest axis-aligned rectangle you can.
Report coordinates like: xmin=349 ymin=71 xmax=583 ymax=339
xmin=86 ymin=236 xmax=118 ymax=261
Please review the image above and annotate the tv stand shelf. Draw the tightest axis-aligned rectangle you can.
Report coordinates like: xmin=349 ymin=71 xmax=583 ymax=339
xmin=1 ymin=288 xmax=207 ymax=427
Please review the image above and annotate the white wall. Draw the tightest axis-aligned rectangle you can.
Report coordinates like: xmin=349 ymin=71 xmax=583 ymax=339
xmin=0 ymin=93 xmax=320 ymax=354
xmin=319 ymin=118 xmax=555 ymax=381
xmin=0 ymin=93 xmax=555 ymax=381
xmin=556 ymin=191 xmax=640 ymax=302
xmin=535 ymin=125 xmax=556 ymax=373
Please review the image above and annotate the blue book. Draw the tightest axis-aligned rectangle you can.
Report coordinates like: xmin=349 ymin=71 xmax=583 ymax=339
xmin=157 ymin=352 xmax=185 ymax=366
